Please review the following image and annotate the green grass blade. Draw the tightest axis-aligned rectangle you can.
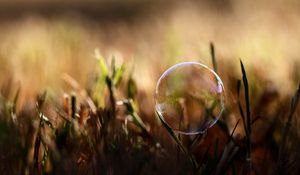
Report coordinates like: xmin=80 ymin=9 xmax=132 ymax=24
xmin=127 ymin=77 xmax=137 ymax=99
xmin=95 ymin=49 xmax=108 ymax=78
xmin=113 ymin=63 xmax=125 ymax=87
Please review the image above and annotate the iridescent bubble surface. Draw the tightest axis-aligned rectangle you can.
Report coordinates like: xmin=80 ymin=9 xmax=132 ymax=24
xmin=155 ymin=62 xmax=225 ymax=135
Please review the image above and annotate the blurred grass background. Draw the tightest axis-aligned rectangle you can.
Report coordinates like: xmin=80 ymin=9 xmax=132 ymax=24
xmin=0 ymin=0 xmax=299 ymax=102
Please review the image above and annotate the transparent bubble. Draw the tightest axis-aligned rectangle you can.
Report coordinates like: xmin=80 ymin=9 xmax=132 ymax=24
xmin=155 ymin=62 xmax=225 ymax=135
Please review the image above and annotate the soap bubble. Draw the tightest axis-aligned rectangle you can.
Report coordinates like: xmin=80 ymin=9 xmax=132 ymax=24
xmin=155 ymin=62 xmax=225 ymax=135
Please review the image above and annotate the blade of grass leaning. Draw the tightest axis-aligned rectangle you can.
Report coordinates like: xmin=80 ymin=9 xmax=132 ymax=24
xmin=189 ymin=133 xmax=205 ymax=151
xmin=201 ymin=139 xmax=220 ymax=174
xmin=123 ymin=99 xmax=151 ymax=139
xmin=113 ymin=63 xmax=125 ymax=87
xmin=277 ymin=84 xmax=300 ymax=172
xmin=95 ymin=49 xmax=108 ymax=78
xmin=156 ymin=110 xmax=198 ymax=173
xmin=94 ymin=49 xmax=108 ymax=107
xmin=216 ymin=119 xmax=240 ymax=174
xmin=199 ymin=144 xmax=211 ymax=166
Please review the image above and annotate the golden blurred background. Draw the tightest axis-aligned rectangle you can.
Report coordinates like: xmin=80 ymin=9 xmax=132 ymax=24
xmin=0 ymin=0 xmax=299 ymax=104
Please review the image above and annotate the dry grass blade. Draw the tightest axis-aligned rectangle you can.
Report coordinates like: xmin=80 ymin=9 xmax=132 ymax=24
xmin=210 ymin=42 xmax=218 ymax=73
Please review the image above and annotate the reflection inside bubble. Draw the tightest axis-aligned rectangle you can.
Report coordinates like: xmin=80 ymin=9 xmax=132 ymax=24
xmin=155 ymin=62 xmax=225 ymax=135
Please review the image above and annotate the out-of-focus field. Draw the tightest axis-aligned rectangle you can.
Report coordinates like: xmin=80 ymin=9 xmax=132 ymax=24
xmin=0 ymin=0 xmax=299 ymax=102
